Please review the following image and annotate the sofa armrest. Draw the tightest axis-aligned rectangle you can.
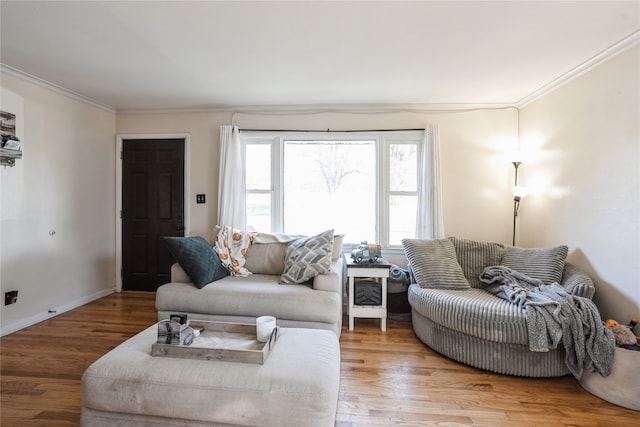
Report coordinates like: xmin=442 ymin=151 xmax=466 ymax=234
xmin=561 ymin=262 xmax=595 ymax=299
xmin=170 ymin=263 xmax=192 ymax=283
xmin=312 ymin=258 xmax=344 ymax=294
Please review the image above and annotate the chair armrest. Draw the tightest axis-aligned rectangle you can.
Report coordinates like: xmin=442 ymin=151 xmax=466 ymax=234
xmin=170 ymin=263 xmax=192 ymax=283
xmin=561 ymin=262 xmax=596 ymax=299
xmin=312 ymin=258 xmax=344 ymax=294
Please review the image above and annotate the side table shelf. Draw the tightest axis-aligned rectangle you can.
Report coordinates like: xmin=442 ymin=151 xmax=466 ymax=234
xmin=345 ymin=256 xmax=391 ymax=331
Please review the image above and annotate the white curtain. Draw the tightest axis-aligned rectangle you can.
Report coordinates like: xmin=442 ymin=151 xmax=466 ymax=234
xmin=217 ymin=125 xmax=246 ymax=229
xmin=416 ymin=124 xmax=445 ymax=239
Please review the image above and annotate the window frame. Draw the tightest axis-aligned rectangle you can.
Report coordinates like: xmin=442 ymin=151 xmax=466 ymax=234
xmin=242 ymin=130 xmax=424 ymax=247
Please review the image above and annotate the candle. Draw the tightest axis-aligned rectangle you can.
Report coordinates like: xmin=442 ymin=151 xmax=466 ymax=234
xmin=256 ymin=316 xmax=276 ymax=342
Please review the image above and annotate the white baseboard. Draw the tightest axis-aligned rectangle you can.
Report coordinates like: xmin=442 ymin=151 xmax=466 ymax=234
xmin=0 ymin=287 xmax=116 ymax=337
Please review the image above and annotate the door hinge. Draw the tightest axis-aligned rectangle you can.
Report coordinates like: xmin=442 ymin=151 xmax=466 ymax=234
xmin=120 ymin=150 xmax=123 ymax=160
xmin=120 ymin=210 xmax=122 ymax=219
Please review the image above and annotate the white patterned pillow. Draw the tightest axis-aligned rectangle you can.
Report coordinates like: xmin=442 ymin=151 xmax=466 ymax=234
xmin=502 ymin=245 xmax=568 ymax=285
xmin=402 ymin=238 xmax=470 ymax=289
xmin=280 ymin=229 xmax=334 ymax=284
xmin=213 ymin=226 xmax=255 ymax=277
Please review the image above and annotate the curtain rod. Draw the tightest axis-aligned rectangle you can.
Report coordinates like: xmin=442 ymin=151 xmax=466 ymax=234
xmin=238 ymin=128 xmax=425 ymax=133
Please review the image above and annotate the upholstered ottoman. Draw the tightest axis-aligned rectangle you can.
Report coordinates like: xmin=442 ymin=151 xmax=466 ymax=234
xmin=81 ymin=325 xmax=340 ymax=427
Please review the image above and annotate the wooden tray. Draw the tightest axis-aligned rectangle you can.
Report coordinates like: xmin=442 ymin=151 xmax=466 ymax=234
xmin=151 ymin=320 xmax=278 ymax=364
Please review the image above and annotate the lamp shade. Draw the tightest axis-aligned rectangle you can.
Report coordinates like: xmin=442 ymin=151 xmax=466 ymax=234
xmin=507 ymin=149 xmax=525 ymax=164
xmin=512 ymin=185 xmax=529 ymax=199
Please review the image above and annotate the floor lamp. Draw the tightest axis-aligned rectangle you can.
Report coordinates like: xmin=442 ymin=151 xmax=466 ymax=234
xmin=512 ymin=160 xmax=528 ymax=246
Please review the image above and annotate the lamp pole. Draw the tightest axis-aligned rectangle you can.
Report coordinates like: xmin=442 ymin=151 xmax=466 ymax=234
xmin=512 ymin=161 xmax=521 ymax=246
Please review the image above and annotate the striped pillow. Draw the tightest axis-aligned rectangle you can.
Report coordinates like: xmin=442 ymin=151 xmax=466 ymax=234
xmin=449 ymin=237 xmax=505 ymax=288
xmin=502 ymin=245 xmax=568 ymax=285
xmin=402 ymin=238 xmax=470 ymax=289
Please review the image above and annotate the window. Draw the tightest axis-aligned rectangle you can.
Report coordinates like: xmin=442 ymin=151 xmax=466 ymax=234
xmin=243 ymin=131 xmax=423 ymax=246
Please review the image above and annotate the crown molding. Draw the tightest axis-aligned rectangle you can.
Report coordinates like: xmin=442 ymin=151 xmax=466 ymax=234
xmin=517 ymin=30 xmax=640 ymax=108
xmin=2 ymin=63 xmax=514 ymax=115
xmin=0 ymin=64 xmax=115 ymax=113
xmin=118 ymin=102 xmax=517 ymax=115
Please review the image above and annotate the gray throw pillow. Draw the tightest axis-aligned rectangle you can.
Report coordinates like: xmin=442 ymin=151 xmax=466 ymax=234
xmin=280 ymin=229 xmax=334 ymax=284
xmin=164 ymin=236 xmax=229 ymax=289
xmin=449 ymin=237 xmax=505 ymax=288
xmin=502 ymin=245 xmax=568 ymax=285
xmin=402 ymin=238 xmax=470 ymax=289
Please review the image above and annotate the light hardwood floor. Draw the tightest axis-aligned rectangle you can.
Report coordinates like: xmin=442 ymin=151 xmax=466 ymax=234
xmin=1 ymin=292 xmax=636 ymax=426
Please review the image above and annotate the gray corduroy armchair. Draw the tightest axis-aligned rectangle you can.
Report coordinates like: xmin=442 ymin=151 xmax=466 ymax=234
xmin=403 ymin=237 xmax=596 ymax=377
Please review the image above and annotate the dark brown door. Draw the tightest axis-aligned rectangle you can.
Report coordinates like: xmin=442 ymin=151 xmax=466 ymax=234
xmin=122 ymin=138 xmax=185 ymax=291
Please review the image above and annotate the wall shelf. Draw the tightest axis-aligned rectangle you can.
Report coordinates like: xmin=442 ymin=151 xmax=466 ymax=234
xmin=1 ymin=147 xmax=22 ymax=167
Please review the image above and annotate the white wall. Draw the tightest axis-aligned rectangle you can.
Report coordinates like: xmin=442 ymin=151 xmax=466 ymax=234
xmin=519 ymin=45 xmax=640 ymax=322
xmin=0 ymin=73 xmax=117 ymax=335
xmin=117 ymin=109 xmax=518 ymax=248
xmin=4 ymin=43 xmax=636 ymax=335
xmin=116 ymin=111 xmax=229 ymax=238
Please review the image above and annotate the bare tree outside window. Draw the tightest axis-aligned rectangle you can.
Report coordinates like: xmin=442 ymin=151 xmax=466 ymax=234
xmin=315 ymin=143 xmax=360 ymax=195
xmin=284 ymin=140 xmax=376 ymax=239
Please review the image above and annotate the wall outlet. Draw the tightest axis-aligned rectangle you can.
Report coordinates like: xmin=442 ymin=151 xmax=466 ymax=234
xmin=196 ymin=194 xmax=206 ymax=204
xmin=5 ymin=290 xmax=18 ymax=305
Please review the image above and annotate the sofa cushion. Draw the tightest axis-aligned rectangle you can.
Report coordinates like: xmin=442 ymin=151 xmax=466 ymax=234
xmin=245 ymin=231 xmax=300 ymax=275
xmin=281 ymin=229 xmax=334 ymax=284
xmin=402 ymin=238 xmax=470 ymax=289
xmin=503 ymin=245 xmax=568 ymax=285
xmin=249 ymin=231 xmax=345 ymax=267
xmin=245 ymin=242 xmax=288 ymax=275
xmin=157 ymin=274 xmax=341 ymax=325
xmin=408 ymin=284 xmax=528 ymax=344
xmin=449 ymin=237 xmax=505 ymax=288
xmin=252 ymin=231 xmax=302 ymax=244
xmin=164 ymin=236 xmax=228 ymax=289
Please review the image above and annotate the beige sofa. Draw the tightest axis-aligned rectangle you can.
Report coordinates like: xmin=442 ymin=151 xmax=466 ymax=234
xmin=156 ymin=232 xmax=345 ymax=336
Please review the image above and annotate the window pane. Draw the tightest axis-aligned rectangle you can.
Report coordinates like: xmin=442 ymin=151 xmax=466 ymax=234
xmin=283 ymin=140 xmax=376 ymax=241
xmin=390 ymin=143 xmax=417 ymax=191
xmin=389 ymin=195 xmax=417 ymax=245
xmin=246 ymin=193 xmax=271 ymax=232
xmin=246 ymin=145 xmax=271 ymax=190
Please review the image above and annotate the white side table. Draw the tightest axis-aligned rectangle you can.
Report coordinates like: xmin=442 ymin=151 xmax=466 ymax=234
xmin=346 ymin=257 xmax=391 ymax=331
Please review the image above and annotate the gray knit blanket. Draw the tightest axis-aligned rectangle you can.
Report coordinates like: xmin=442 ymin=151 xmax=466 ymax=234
xmin=480 ymin=265 xmax=615 ymax=379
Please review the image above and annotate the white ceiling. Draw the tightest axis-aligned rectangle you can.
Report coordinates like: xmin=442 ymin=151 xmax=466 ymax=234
xmin=1 ymin=1 xmax=639 ymax=111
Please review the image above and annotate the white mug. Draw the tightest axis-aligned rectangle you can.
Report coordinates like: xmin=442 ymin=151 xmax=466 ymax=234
xmin=256 ymin=315 xmax=276 ymax=342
